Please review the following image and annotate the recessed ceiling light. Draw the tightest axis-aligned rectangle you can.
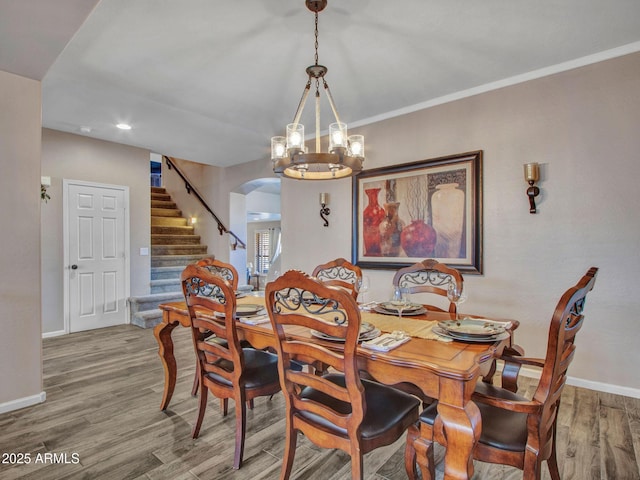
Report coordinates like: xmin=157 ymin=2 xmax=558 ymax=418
xmin=116 ymin=123 xmax=132 ymax=130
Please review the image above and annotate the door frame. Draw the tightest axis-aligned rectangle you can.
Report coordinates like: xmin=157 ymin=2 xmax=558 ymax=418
xmin=63 ymin=179 xmax=131 ymax=334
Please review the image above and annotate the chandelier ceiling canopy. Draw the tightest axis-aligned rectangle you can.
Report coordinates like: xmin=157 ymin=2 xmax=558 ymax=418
xmin=271 ymin=0 xmax=364 ymax=180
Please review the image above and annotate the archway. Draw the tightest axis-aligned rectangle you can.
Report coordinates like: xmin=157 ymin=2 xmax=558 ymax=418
xmin=229 ymin=178 xmax=281 ymax=290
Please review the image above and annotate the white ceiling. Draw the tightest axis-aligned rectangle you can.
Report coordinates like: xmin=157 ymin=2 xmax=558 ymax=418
xmin=3 ymin=0 xmax=640 ymax=169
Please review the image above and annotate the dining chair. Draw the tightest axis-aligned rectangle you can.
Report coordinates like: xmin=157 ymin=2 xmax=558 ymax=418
xmin=312 ymin=257 xmax=363 ymax=300
xmin=404 ymin=267 xmax=599 ymax=480
xmin=181 ymin=264 xmax=281 ymax=470
xmin=265 ymin=270 xmax=420 ymax=480
xmin=190 ymin=257 xmax=243 ymax=397
xmin=392 ymin=258 xmax=463 ymax=313
xmin=196 ymin=256 xmax=239 ymax=290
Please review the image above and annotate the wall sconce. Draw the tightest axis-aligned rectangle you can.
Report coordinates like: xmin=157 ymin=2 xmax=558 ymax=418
xmin=319 ymin=193 xmax=330 ymax=227
xmin=524 ymin=163 xmax=540 ymax=214
xmin=41 ymin=176 xmax=52 ymax=203
xmin=189 ymin=216 xmax=197 ymax=225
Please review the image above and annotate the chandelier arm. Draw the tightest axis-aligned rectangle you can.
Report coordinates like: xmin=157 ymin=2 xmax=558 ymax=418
xmin=315 ymin=80 xmax=321 ymax=153
xmin=292 ymin=80 xmax=313 ymax=126
xmin=323 ymin=80 xmax=342 ymax=125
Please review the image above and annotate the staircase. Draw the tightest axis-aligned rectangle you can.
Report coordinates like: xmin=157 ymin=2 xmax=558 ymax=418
xmin=129 ymin=186 xmax=209 ymax=328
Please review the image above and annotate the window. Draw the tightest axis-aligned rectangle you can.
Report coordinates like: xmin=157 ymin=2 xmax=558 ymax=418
xmin=255 ymin=230 xmax=271 ymax=274
xmin=150 ymin=160 xmax=162 ymax=187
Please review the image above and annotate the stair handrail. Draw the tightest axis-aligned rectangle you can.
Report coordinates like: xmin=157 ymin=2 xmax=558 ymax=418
xmin=162 ymin=155 xmax=246 ymax=250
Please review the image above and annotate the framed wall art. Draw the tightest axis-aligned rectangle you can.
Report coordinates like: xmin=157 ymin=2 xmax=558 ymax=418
xmin=352 ymin=150 xmax=483 ymax=274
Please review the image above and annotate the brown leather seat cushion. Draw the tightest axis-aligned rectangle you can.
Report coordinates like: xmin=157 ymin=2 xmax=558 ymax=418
xmin=419 ymin=382 xmax=528 ymax=453
xmin=298 ymin=373 xmax=420 ymax=440
xmin=206 ymin=348 xmax=280 ymax=388
xmin=207 ymin=335 xmax=303 ymax=371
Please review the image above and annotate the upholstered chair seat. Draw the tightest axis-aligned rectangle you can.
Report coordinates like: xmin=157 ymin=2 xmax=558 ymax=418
xmin=299 ymin=373 xmax=420 ymax=441
xmin=204 ymin=348 xmax=280 ymax=388
xmin=418 ymin=382 xmax=529 ymax=454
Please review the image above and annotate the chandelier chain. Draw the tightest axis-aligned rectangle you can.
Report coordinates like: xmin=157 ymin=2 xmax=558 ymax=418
xmin=314 ymin=12 xmax=319 ymax=66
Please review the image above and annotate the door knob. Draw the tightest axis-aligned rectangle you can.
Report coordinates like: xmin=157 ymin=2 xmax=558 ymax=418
xmin=71 ymin=264 xmax=78 ymax=270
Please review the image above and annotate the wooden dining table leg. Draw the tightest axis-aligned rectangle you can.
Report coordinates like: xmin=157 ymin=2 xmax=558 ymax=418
xmin=435 ymin=378 xmax=482 ymax=480
xmin=153 ymin=308 xmax=191 ymax=411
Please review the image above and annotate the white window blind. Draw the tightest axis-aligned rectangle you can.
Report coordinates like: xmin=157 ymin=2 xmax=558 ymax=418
xmin=255 ymin=230 xmax=271 ymax=274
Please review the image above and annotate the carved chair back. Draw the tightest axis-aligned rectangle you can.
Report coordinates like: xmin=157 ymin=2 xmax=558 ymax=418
xmin=530 ymin=267 xmax=599 ymax=443
xmin=195 ymin=256 xmax=239 ymax=291
xmin=392 ymin=259 xmax=463 ymax=313
xmin=312 ymin=257 xmax=363 ymax=300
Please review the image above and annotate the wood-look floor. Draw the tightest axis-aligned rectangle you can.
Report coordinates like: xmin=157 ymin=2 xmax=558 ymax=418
xmin=1 ymin=325 xmax=639 ymax=480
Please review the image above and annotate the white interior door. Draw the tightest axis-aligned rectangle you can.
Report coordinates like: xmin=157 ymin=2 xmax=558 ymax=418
xmin=65 ymin=181 xmax=129 ymax=333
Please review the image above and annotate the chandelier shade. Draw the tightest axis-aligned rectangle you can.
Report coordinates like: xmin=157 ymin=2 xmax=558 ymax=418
xmin=271 ymin=0 xmax=364 ymax=180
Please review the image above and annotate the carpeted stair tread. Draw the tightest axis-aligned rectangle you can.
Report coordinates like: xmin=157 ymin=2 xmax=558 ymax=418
xmin=151 ymin=200 xmax=178 ymax=209
xmin=151 ymin=234 xmax=201 ymax=245
xmin=152 ymin=254 xmax=208 ymax=267
xmin=151 ymin=207 xmax=182 ymax=217
xmin=129 ymin=186 xmax=210 ymax=327
xmin=151 ymin=266 xmax=186 ymax=280
xmin=152 ymin=245 xmax=208 ymax=256
xmin=151 ymin=216 xmax=188 ymax=226
xmin=151 ymin=225 xmax=195 ymax=235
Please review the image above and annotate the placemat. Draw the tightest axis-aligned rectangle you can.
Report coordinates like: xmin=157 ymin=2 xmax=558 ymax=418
xmin=360 ymin=311 xmax=442 ymax=340
xmin=238 ymin=296 xmax=447 ymax=340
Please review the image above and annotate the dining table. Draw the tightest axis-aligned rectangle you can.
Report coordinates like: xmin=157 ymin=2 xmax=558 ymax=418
xmin=154 ymin=294 xmax=518 ymax=480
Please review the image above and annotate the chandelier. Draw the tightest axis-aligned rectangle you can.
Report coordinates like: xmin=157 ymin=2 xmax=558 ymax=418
xmin=271 ymin=0 xmax=364 ymax=180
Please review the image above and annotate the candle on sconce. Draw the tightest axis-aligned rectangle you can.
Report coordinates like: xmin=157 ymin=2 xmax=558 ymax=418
xmin=319 ymin=193 xmax=330 ymax=227
xmin=524 ymin=163 xmax=540 ymax=183
xmin=523 ymin=163 xmax=541 ymax=214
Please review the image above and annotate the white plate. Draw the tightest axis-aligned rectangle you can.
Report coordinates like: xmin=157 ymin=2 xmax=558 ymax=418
xmin=235 ymin=304 xmax=264 ymax=317
xmin=438 ymin=319 xmax=505 ymax=337
xmin=432 ymin=326 xmax=510 ymax=343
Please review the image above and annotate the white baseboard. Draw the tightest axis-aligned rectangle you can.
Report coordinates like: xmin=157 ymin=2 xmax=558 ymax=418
xmin=566 ymin=377 xmax=640 ymax=399
xmin=42 ymin=329 xmax=67 ymax=338
xmin=0 ymin=391 xmax=46 ymax=414
xmin=517 ymin=365 xmax=640 ymax=399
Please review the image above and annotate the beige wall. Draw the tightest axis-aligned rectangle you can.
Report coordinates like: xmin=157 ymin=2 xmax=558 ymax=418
xmin=0 ymin=70 xmax=43 ymax=409
xmin=162 ymin=157 xmax=223 ymax=261
xmin=40 ymin=129 xmax=151 ymax=334
xmin=282 ymin=52 xmax=640 ymax=393
xmin=184 ymin=52 xmax=640 ymax=394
